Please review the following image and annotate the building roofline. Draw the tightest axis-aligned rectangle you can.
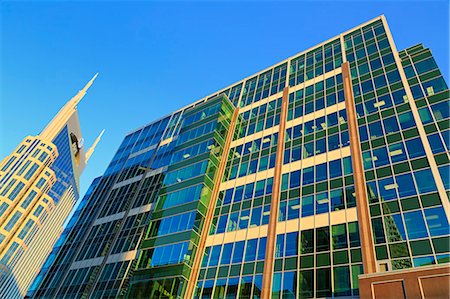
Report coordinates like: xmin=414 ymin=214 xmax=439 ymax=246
xmin=125 ymin=15 xmax=385 ymax=136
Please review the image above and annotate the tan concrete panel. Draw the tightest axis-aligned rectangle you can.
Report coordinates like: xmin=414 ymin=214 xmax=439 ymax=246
xmin=372 ymin=280 xmax=405 ymax=299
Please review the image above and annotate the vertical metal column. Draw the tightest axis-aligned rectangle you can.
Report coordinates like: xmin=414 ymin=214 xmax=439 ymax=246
xmin=342 ymin=62 xmax=377 ymax=274
xmin=261 ymin=86 xmax=289 ymax=299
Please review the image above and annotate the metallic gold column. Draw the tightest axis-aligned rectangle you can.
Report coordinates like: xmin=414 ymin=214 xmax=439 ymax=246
xmin=184 ymin=107 xmax=240 ymax=299
xmin=261 ymin=86 xmax=289 ymax=299
xmin=342 ymin=62 xmax=377 ymax=274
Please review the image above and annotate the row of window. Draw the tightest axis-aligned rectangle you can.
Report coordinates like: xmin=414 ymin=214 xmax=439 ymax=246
xmin=221 ymin=177 xmax=273 ymax=206
xmin=279 ymin=185 xmax=356 ymax=220
xmin=159 ymin=183 xmax=204 ymax=210
xmin=281 ymin=157 xmax=352 ymax=188
xmin=118 ymin=116 xmax=170 ymax=156
xmin=182 ymin=102 xmax=222 ymax=128
xmin=237 ymin=110 xmax=281 ymax=139
xmin=230 ymin=132 xmax=278 ymax=161
xmin=214 ymin=204 xmax=271 ymax=234
xmin=148 ymin=210 xmax=196 ymax=238
xmin=202 ymin=237 xmax=266 ymax=268
xmin=287 ymin=109 xmax=348 ymax=139
xmin=275 ymin=223 xmax=361 ymax=257
xmin=290 ymin=73 xmax=343 ymax=101
xmin=240 ymin=63 xmax=287 ymax=107
xmin=372 ymin=206 xmax=449 ymax=243
xmin=289 ymin=39 xmax=342 ymax=87
xmin=138 ymin=240 xmax=190 ymax=268
xmin=164 ymin=160 xmax=209 ymax=186
xmin=170 ymin=139 xmax=215 ymax=165
xmin=355 ymin=89 xmax=408 ymax=118
xmin=362 ymin=137 xmax=426 ymax=170
xmin=344 ymin=19 xmax=385 ymax=51
xmin=175 ymin=120 xmax=218 ymax=148
xmin=238 ymin=99 xmax=282 ymax=139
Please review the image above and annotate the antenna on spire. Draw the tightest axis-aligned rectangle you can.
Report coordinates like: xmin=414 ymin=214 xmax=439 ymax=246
xmin=75 ymin=72 xmax=99 ymax=106
xmin=85 ymin=129 xmax=105 ymax=162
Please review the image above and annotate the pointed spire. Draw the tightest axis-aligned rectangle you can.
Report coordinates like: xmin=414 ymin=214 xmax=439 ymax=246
xmin=73 ymin=72 xmax=99 ymax=107
xmin=40 ymin=73 xmax=99 ymax=140
xmin=85 ymin=129 xmax=105 ymax=162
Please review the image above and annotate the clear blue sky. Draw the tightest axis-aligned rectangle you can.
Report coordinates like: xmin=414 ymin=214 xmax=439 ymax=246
xmin=1 ymin=0 xmax=449 ymax=197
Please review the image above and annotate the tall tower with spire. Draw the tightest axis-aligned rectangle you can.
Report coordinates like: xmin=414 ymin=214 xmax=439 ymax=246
xmin=0 ymin=74 xmax=103 ymax=298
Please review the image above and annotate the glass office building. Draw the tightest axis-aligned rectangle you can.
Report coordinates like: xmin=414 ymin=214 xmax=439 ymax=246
xmin=30 ymin=16 xmax=449 ymax=299
xmin=0 ymin=75 xmax=102 ymax=298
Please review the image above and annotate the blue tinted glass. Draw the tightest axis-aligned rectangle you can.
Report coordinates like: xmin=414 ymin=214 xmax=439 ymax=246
xmin=228 ymin=212 xmax=238 ymax=232
xmin=275 ymin=234 xmax=285 ymax=258
xmin=431 ymin=101 xmax=450 ymax=120
xmin=411 ymin=84 xmax=425 ymax=100
xmin=255 ymin=180 xmax=265 ymax=197
xmin=234 ymin=186 xmax=244 ymax=203
xmin=378 ymin=177 xmax=398 ymax=200
xmin=439 ymin=165 xmax=450 ymax=189
xmin=404 ymin=211 xmax=428 ymax=239
xmin=303 ymin=167 xmax=314 ymax=185
xmin=424 ymin=207 xmax=450 ymax=237
xmin=302 ymin=195 xmax=314 ymax=217
xmin=283 ymin=271 xmax=296 ymax=297
xmin=388 ymin=142 xmax=408 ymax=163
xmin=413 ymin=256 xmax=435 ymax=267
xmin=244 ymin=183 xmax=254 ymax=200
xmin=232 ymin=241 xmax=245 ymax=263
xmin=216 ymin=215 xmax=227 ymax=234
xmin=398 ymin=112 xmax=416 ymax=129
xmin=369 ymin=121 xmax=383 ymax=139
xmin=373 ymin=147 xmax=389 ymax=167
xmin=285 ymin=232 xmax=298 ymax=256
xmin=383 ymin=116 xmax=400 ymax=134
xmin=414 ymin=169 xmax=437 ymax=194
xmin=250 ymin=206 xmax=262 ymax=227
xmin=362 ymin=151 xmax=373 ymax=170
xmin=209 ymin=245 xmax=221 ymax=266
xmin=317 ymin=191 xmax=330 ymax=214
xmin=392 ymin=89 xmax=407 ymax=105
xmin=405 ymin=138 xmax=426 ymax=158
xmin=288 ymin=198 xmax=300 ymax=220
xmin=343 ymin=157 xmax=353 ymax=175
xmin=239 ymin=209 xmax=250 ymax=230
xmin=257 ymin=237 xmax=267 ymax=260
xmin=244 ymin=239 xmax=257 ymax=262
xmin=290 ymin=170 xmax=301 ymax=188
xmin=331 ymin=189 xmax=345 ymax=211
xmin=316 ymin=138 xmax=326 ymax=154
xmin=428 ymin=133 xmax=446 ymax=154
xmin=328 ymin=134 xmax=340 ymax=151
xmin=359 ymin=125 xmax=369 ymax=142
xmin=222 ymin=189 xmax=232 ymax=205
xmin=316 ymin=163 xmax=328 ymax=182
xmin=396 ymin=173 xmax=417 ymax=197
xmin=329 ymin=160 xmax=342 ymax=178
xmin=327 ymin=112 xmax=338 ymax=127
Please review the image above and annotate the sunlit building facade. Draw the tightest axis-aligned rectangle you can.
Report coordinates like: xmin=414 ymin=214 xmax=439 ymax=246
xmin=0 ymin=75 xmax=102 ymax=298
xmin=31 ymin=16 xmax=450 ymax=299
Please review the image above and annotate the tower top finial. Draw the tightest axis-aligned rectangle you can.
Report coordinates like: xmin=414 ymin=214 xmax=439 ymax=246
xmin=85 ymin=129 xmax=105 ymax=162
xmin=40 ymin=73 xmax=99 ymax=141
xmin=75 ymin=72 xmax=99 ymax=106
